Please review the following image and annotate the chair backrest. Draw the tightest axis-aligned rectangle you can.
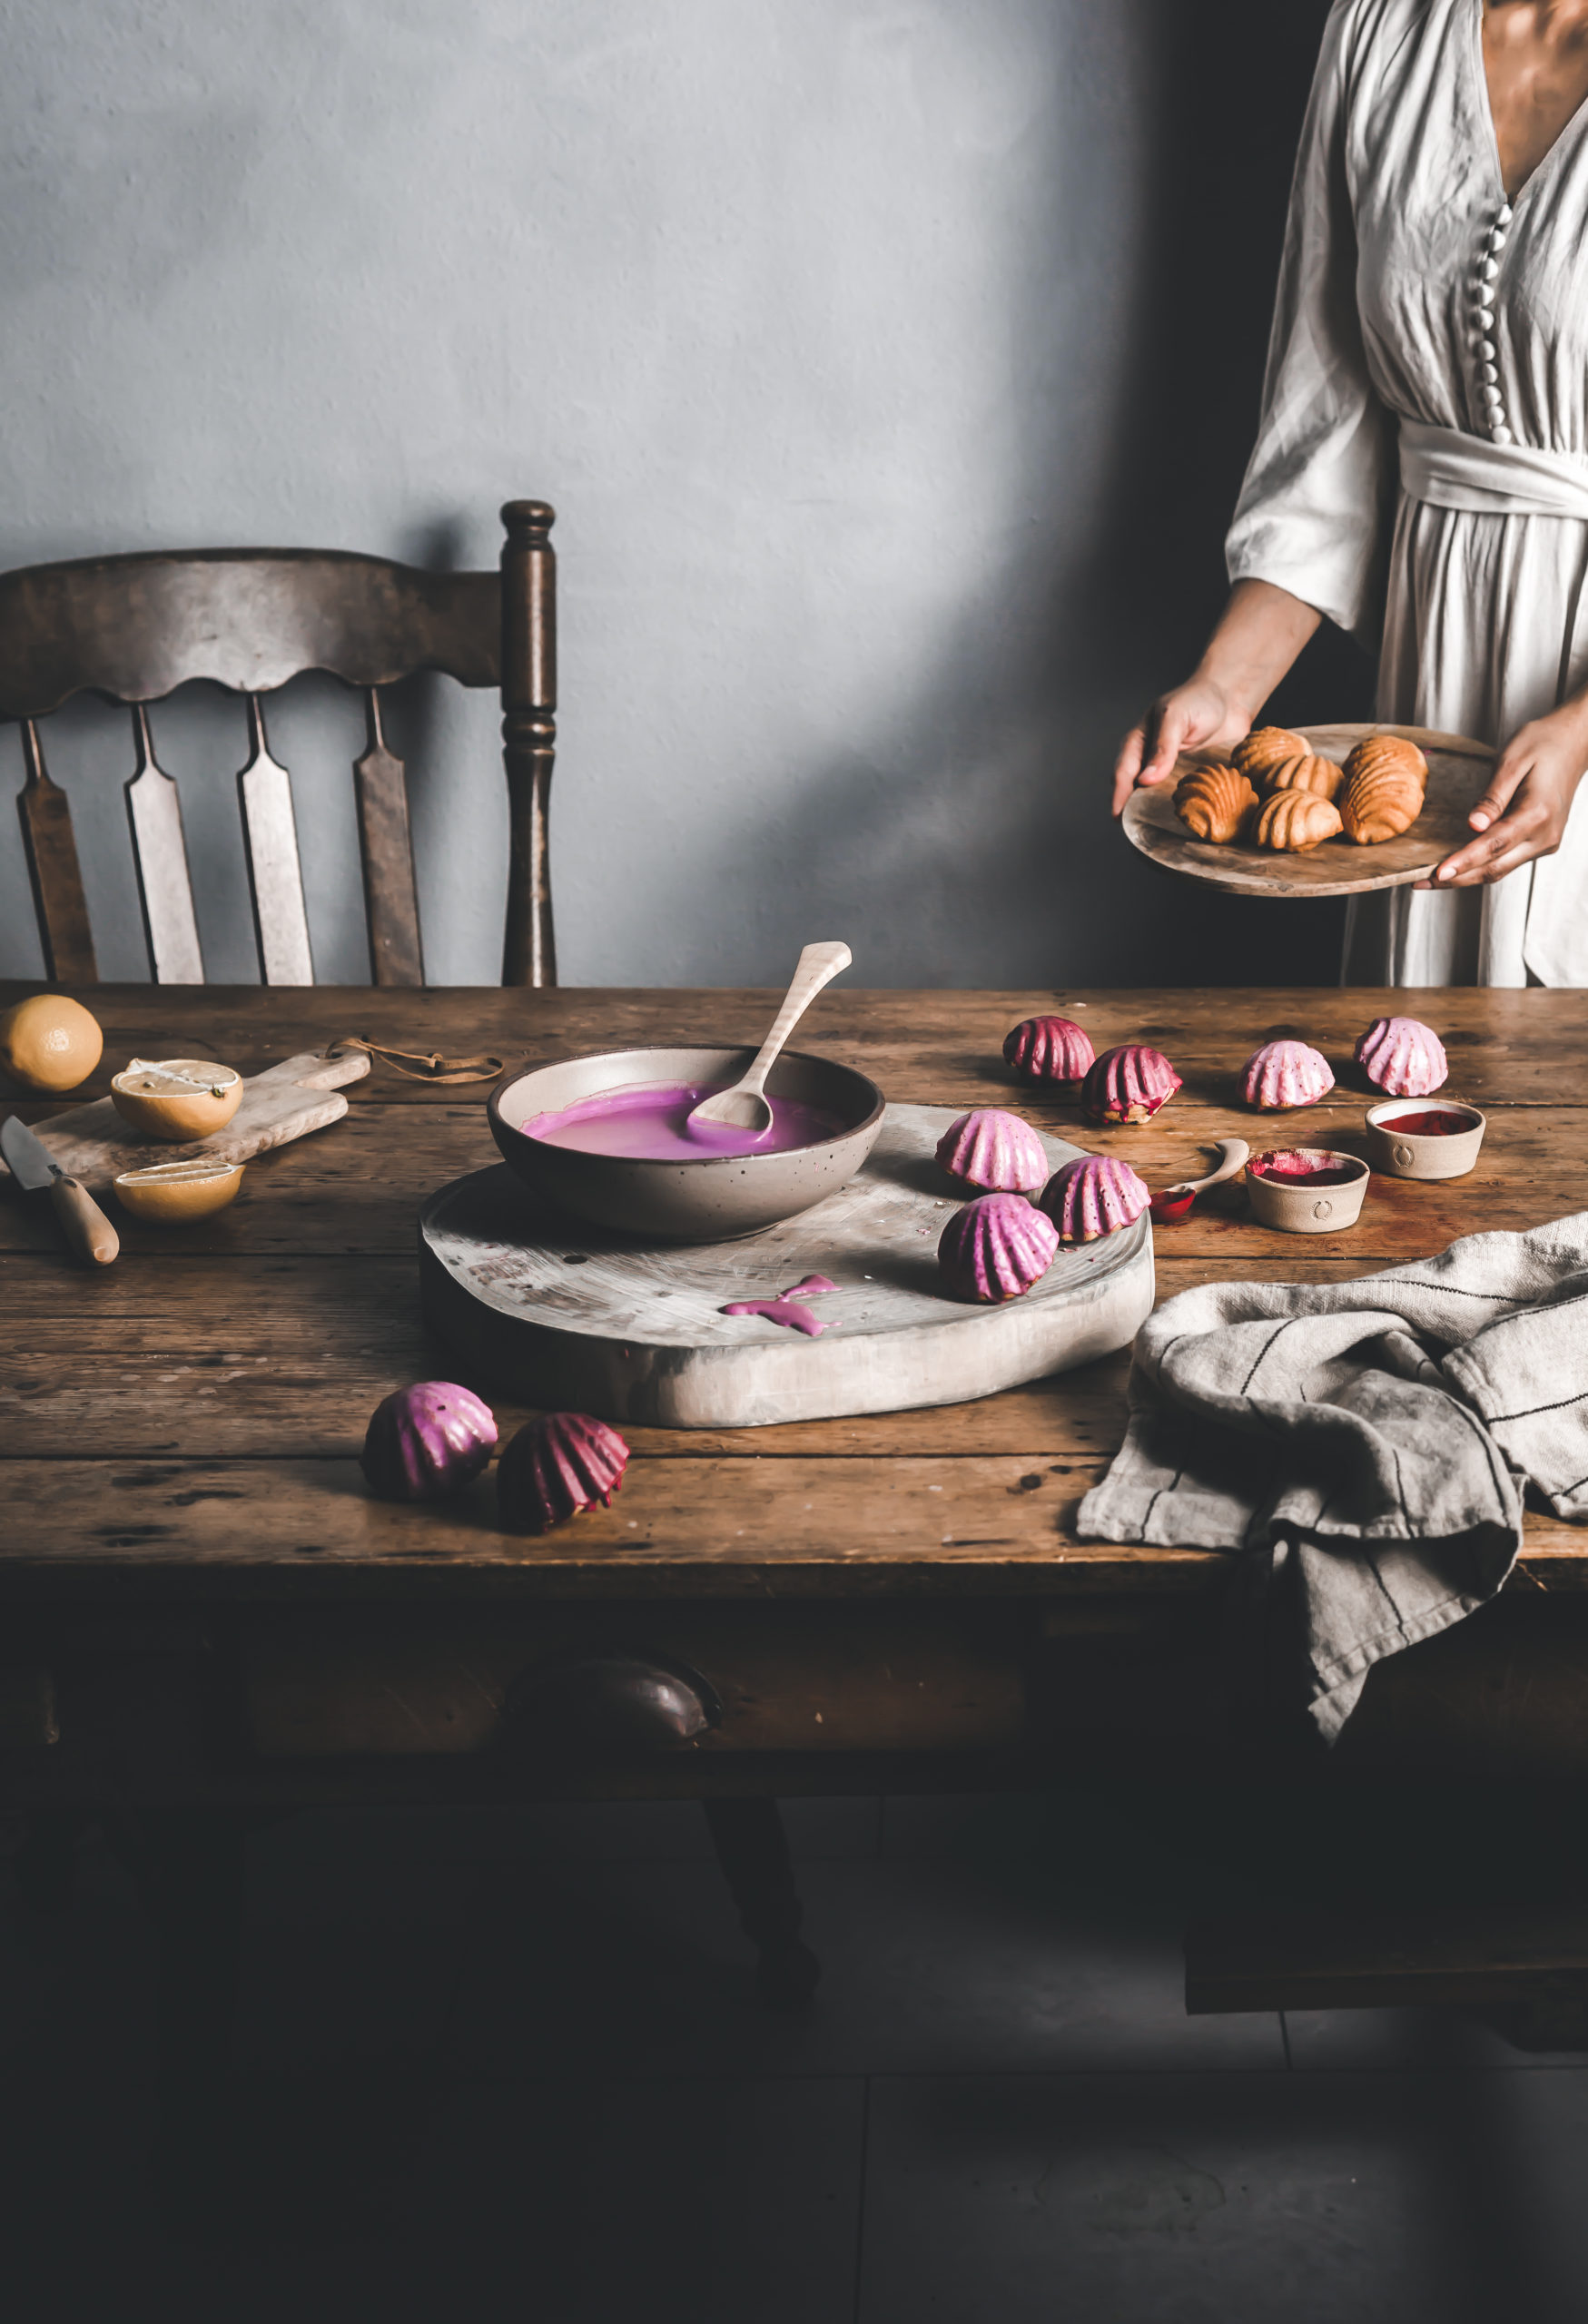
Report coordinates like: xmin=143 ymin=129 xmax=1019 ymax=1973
xmin=3 ymin=499 xmax=557 ymax=988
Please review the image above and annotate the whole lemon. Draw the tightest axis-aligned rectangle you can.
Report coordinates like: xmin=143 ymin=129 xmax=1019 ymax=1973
xmin=0 ymin=994 xmax=104 ymax=1092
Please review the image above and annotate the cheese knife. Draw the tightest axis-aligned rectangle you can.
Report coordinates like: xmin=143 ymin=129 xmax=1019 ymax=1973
xmin=1 ymin=1115 xmax=120 ymax=1265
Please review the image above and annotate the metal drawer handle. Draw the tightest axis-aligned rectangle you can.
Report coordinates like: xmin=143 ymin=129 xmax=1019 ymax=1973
xmin=506 ymin=1652 xmax=722 ymax=1754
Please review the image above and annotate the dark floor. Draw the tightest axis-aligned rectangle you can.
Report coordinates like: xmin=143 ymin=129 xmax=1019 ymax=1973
xmin=3 ymin=1786 xmax=1587 ymax=2322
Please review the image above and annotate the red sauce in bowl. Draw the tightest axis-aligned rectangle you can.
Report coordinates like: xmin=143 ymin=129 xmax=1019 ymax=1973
xmin=1249 ymin=1149 xmax=1362 ymax=1187
xmin=1376 ymin=1108 xmax=1475 ymax=1137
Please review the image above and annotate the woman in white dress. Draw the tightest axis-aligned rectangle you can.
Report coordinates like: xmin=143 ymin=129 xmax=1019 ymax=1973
xmin=1113 ymin=0 xmax=1588 ymax=987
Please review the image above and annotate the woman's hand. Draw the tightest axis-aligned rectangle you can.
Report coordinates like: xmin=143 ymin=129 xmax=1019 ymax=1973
xmin=1420 ymin=701 xmax=1588 ymax=889
xmin=1110 ymin=579 xmax=1323 ymax=818
xmin=1111 ymin=679 xmax=1252 ymax=816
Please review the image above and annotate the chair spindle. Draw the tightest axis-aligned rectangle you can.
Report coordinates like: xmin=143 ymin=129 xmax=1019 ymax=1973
xmin=237 ymin=694 xmax=313 ymax=987
xmin=16 ymin=718 xmax=97 ymax=984
xmin=125 ymin=704 xmax=204 ymax=985
xmin=499 ymin=499 xmax=557 ymax=988
xmin=353 ymin=689 xmax=423 ymax=987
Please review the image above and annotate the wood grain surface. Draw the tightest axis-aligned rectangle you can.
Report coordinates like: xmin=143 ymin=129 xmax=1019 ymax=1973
xmin=0 ymin=981 xmax=1584 ymax=1602
xmin=1122 ymin=724 xmax=1495 ymax=898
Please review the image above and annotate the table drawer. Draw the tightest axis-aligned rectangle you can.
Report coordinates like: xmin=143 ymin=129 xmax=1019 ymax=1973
xmin=243 ymin=1604 xmax=1027 ymax=1759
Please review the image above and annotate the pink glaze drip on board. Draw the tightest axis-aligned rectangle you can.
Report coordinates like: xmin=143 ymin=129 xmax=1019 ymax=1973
xmin=523 ymin=1080 xmax=844 ymax=1161
xmin=721 ymin=1274 xmax=838 ymax=1337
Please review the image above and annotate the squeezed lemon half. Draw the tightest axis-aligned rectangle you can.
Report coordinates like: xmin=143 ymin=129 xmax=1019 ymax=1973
xmin=111 ymin=1058 xmax=242 ymax=1140
xmin=113 ymin=1157 xmax=245 ymax=1223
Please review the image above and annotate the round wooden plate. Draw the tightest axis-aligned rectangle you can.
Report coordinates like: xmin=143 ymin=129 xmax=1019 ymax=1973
xmin=419 ymin=1105 xmax=1155 ymax=1430
xmin=1120 ymin=724 xmax=1494 ymax=898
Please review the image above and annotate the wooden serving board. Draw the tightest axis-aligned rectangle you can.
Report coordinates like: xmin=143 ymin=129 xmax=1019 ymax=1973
xmin=419 ymin=1104 xmax=1156 ymax=1430
xmin=15 ymin=1048 xmax=371 ymax=1189
xmin=1121 ymin=723 xmax=1495 ymax=898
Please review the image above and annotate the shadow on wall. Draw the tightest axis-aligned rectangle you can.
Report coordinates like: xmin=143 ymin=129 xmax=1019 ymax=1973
xmin=689 ymin=0 xmax=1366 ymax=990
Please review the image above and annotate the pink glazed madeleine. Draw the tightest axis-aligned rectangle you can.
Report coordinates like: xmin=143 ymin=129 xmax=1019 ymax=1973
xmin=1038 ymin=1154 xmax=1150 ymax=1243
xmin=937 ymin=1192 xmax=1059 ymax=1304
xmin=1356 ymin=1016 xmax=1448 ymax=1098
xmin=1239 ymin=1039 xmax=1335 ymax=1110
xmin=497 ymin=1412 xmax=630 ymax=1535
xmin=1003 ymin=1016 xmax=1096 ymax=1084
xmin=1081 ymin=1044 xmax=1181 ymax=1126
xmin=935 ymin=1108 xmax=1050 ymax=1194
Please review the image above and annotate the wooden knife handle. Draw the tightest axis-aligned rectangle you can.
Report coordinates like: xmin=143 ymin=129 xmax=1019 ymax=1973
xmin=49 ymin=1172 xmax=120 ymax=1265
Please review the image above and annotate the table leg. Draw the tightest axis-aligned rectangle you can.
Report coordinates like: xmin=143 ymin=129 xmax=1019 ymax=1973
xmin=701 ymin=1797 xmax=821 ymax=2012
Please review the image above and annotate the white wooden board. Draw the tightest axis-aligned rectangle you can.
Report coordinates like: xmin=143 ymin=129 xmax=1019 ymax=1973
xmin=19 ymin=1049 xmax=370 ymax=1189
xmin=419 ymin=1104 xmax=1156 ymax=1430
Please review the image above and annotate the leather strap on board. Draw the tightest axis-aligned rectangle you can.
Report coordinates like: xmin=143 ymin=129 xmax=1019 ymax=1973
xmin=330 ymin=1036 xmax=504 ymax=1086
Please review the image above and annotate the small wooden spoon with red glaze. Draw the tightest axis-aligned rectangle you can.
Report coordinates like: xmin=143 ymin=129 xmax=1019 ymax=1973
xmin=1149 ymin=1137 xmax=1250 ymax=1225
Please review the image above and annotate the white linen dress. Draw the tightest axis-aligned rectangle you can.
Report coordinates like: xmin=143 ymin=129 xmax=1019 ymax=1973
xmin=1226 ymin=0 xmax=1588 ymax=986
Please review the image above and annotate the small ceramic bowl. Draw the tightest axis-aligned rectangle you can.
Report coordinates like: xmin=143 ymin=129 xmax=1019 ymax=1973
xmin=1365 ymin=1098 xmax=1486 ymax=1181
xmin=110 ymin=1059 xmax=242 ymax=1141
xmin=113 ymin=1157 xmax=245 ymax=1222
xmin=1246 ymin=1147 xmax=1370 ymax=1235
xmin=488 ymin=1046 xmax=885 ymax=1243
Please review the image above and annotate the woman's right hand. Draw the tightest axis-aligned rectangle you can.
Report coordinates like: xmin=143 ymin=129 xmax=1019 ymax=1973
xmin=1110 ymin=678 xmax=1253 ymax=817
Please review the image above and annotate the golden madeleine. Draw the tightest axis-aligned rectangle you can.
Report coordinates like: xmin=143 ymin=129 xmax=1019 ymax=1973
xmin=1264 ymin=751 xmax=1345 ymax=802
xmin=1340 ymin=734 xmax=1428 ymax=843
xmin=1232 ymin=725 xmax=1308 ymax=785
xmin=1174 ymin=762 xmax=1258 ymax=843
xmin=1254 ymin=790 xmax=1344 ymax=851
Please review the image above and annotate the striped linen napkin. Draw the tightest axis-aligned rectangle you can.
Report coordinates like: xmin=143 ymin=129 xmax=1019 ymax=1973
xmin=1079 ymin=1216 xmax=1588 ymax=1741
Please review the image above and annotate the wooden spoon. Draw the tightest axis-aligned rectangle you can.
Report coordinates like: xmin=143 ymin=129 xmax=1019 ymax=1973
xmin=687 ymin=941 xmax=853 ymax=1137
xmin=1149 ymin=1137 xmax=1250 ymax=1224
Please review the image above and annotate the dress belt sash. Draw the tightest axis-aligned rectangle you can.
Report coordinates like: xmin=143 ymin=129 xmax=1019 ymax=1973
xmin=1399 ymin=418 xmax=1588 ymax=519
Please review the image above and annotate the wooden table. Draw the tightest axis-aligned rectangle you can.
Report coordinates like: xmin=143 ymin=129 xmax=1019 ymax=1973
xmin=5 ymin=984 xmax=1588 ymax=2025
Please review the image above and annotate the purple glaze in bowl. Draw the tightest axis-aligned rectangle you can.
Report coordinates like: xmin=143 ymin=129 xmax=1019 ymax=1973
xmin=488 ymin=1046 xmax=885 ymax=1244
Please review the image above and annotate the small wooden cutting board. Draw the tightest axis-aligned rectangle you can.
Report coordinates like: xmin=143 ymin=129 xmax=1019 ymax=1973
xmin=15 ymin=1048 xmax=371 ymax=1189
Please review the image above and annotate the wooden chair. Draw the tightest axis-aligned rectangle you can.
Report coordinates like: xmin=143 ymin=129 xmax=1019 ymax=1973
xmin=5 ymin=499 xmax=558 ymax=989
xmin=5 ymin=501 xmax=818 ymax=2101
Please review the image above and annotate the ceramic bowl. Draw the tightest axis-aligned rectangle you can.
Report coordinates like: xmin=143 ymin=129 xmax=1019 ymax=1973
xmin=110 ymin=1059 xmax=242 ymax=1141
xmin=1246 ymin=1147 xmax=1370 ymax=1235
xmin=488 ymin=1046 xmax=886 ymax=1243
xmin=1365 ymin=1098 xmax=1486 ymax=1181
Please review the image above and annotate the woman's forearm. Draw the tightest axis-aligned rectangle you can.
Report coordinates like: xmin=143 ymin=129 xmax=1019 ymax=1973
xmin=1191 ymin=579 xmax=1322 ymax=725
xmin=1111 ymin=579 xmax=1323 ymax=813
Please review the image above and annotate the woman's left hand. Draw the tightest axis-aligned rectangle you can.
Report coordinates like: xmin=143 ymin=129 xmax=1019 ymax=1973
xmin=1420 ymin=702 xmax=1588 ymax=889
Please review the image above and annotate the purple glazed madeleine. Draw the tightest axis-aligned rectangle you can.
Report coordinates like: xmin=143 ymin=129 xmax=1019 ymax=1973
xmin=934 ymin=1108 xmax=1050 ymax=1194
xmin=1081 ymin=1043 xmax=1182 ymax=1126
xmin=1002 ymin=1015 xmax=1096 ymax=1084
xmin=1356 ymin=1015 xmax=1448 ymax=1098
xmin=937 ymin=1192 xmax=1059 ymax=1304
xmin=1039 ymin=1154 xmax=1150 ymax=1243
xmin=498 ymin=1411 xmax=630 ymax=1535
xmin=361 ymin=1382 xmax=498 ymax=1502
xmin=1239 ymin=1039 xmax=1335 ymax=1110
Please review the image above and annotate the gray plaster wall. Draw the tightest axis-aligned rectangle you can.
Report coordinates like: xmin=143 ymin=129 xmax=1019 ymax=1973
xmin=0 ymin=0 xmax=1360 ymax=990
